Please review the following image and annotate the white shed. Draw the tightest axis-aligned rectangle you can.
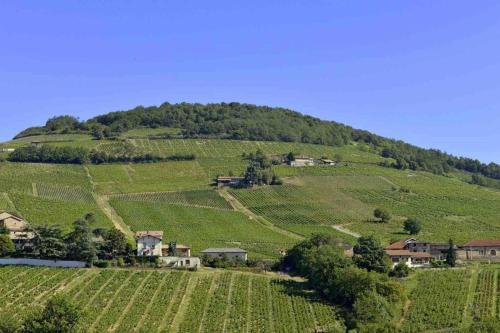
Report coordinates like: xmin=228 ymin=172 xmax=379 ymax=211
xmin=201 ymin=248 xmax=248 ymax=261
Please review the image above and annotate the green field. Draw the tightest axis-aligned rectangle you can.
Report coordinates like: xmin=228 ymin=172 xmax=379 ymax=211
xmin=0 ymin=266 xmax=345 ymax=333
xmin=110 ymin=199 xmax=296 ymax=258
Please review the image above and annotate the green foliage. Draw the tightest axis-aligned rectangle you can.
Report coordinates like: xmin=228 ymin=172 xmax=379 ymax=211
xmin=353 ymin=291 xmax=395 ymax=325
xmin=446 ymin=239 xmax=457 ymax=267
xmin=32 ymin=225 xmax=67 ymax=259
xmin=389 ymin=262 xmax=411 ymax=278
xmin=403 ymin=218 xmax=421 ymax=235
xmin=8 ymin=146 xmax=89 ymax=164
xmin=65 ymin=218 xmax=96 ymax=263
xmin=99 ymin=228 xmax=131 ymax=259
xmin=374 ymin=208 xmax=391 ymax=223
xmin=0 ymin=234 xmax=15 ymax=257
xmin=22 ymin=295 xmax=82 ymax=333
xmin=353 ymin=236 xmax=391 ymax=273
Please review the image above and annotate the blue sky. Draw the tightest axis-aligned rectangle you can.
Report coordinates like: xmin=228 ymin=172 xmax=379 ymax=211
xmin=1 ymin=1 xmax=500 ymax=163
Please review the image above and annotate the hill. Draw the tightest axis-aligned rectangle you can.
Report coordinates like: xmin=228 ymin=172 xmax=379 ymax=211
xmin=11 ymin=102 xmax=500 ymax=182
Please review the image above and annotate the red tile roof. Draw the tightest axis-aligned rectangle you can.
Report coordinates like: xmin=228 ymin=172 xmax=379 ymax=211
xmin=463 ymin=240 xmax=500 ymax=247
xmin=385 ymin=240 xmax=408 ymax=250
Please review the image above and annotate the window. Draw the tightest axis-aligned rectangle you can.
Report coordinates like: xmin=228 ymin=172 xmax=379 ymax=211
xmin=491 ymin=250 xmax=497 ymax=256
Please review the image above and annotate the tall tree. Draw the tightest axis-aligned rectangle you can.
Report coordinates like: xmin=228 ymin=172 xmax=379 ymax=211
xmin=446 ymin=239 xmax=457 ymax=267
xmin=403 ymin=218 xmax=421 ymax=235
xmin=353 ymin=236 xmax=391 ymax=273
xmin=0 ymin=234 xmax=15 ymax=257
xmin=32 ymin=226 xmax=67 ymax=259
xmin=66 ymin=217 xmax=96 ymax=264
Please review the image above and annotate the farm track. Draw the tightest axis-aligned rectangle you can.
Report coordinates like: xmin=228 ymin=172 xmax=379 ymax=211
xmin=94 ymin=194 xmax=134 ymax=240
xmin=217 ymin=189 xmax=303 ymax=241
xmin=331 ymin=224 xmax=361 ymax=238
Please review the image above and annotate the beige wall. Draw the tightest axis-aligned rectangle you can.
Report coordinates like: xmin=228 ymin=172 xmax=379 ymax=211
xmin=137 ymin=236 xmax=162 ymax=256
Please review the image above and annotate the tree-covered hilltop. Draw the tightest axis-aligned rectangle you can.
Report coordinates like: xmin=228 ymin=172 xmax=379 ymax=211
xmin=13 ymin=101 xmax=500 ymax=180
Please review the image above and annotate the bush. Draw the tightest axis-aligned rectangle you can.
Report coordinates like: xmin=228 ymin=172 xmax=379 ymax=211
xmin=389 ymin=262 xmax=411 ymax=278
xmin=22 ymin=295 xmax=82 ymax=333
xmin=373 ymin=208 xmax=391 ymax=223
xmin=116 ymin=257 xmax=125 ymax=267
xmin=93 ymin=260 xmax=110 ymax=268
xmin=353 ymin=291 xmax=395 ymax=326
xmin=0 ymin=235 xmax=15 ymax=257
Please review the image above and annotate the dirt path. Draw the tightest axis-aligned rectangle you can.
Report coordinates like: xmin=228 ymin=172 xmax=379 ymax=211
xmin=217 ymin=189 xmax=303 ymax=241
xmin=331 ymin=224 xmax=361 ymax=238
xmin=94 ymin=194 xmax=134 ymax=240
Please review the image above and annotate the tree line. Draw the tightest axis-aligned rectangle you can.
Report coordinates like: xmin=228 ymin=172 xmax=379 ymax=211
xmin=14 ymin=102 xmax=500 ymax=182
xmin=7 ymin=145 xmax=195 ymax=164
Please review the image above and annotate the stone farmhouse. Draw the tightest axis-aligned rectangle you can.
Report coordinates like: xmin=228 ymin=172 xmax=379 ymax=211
xmin=385 ymin=238 xmax=449 ymax=267
xmin=460 ymin=240 xmax=500 ymax=261
xmin=201 ymin=248 xmax=248 ymax=261
xmin=0 ymin=212 xmax=35 ymax=250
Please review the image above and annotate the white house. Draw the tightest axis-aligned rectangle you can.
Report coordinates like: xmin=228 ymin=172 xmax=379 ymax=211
xmin=290 ymin=157 xmax=315 ymax=167
xmin=201 ymin=248 xmax=248 ymax=261
xmin=136 ymin=231 xmax=163 ymax=257
xmin=385 ymin=249 xmax=431 ymax=268
xmin=0 ymin=212 xmax=35 ymax=250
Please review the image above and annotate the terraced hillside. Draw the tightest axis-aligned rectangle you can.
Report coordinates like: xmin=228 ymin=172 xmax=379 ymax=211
xmin=0 ymin=266 xmax=345 ymax=333
xmin=2 ymin=131 xmax=500 ymax=254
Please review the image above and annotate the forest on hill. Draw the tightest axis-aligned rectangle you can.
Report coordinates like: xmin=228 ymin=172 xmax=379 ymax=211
xmin=13 ymin=102 xmax=500 ymax=181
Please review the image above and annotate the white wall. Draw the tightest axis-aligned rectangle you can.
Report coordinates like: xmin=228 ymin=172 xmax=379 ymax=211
xmin=137 ymin=236 xmax=162 ymax=256
xmin=0 ymin=258 xmax=86 ymax=268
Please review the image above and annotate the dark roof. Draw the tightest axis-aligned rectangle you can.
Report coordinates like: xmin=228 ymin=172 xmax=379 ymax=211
xmin=201 ymin=248 xmax=247 ymax=253
xmin=463 ymin=240 xmax=500 ymax=247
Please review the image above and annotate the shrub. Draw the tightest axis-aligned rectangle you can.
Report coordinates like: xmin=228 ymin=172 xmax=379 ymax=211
xmin=389 ymin=262 xmax=411 ymax=278
xmin=93 ymin=260 xmax=110 ymax=268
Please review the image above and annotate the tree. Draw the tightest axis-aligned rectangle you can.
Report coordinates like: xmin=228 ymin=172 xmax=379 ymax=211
xmin=353 ymin=291 xmax=395 ymax=326
xmin=0 ymin=234 xmax=15 ymax=257
xmin=403 ymin=218 xmax=421 ymax=235
xmin=353 ymin=236 xmax=391 ymax=273
xmin=32 ymin=226 xmax=67 ymax=259
xmin=446 ymin=239 xmax=457 ymax=267
xmin=66 ymin=217 xmax=96 ymax=264
xmin=22 ymin=295 xmax=82 ymax=333
xmin=243 ymin=161 xmax=262 ymax=186
xmin=374 ymin=208 xmax=391 ymax=223
xmin=286 ymin=151 xmax=295 ymax=162
xmin=389 ymin=262 xmax=411 ymax=278
xmin=101 ymin=228 xmax=131 ymax=259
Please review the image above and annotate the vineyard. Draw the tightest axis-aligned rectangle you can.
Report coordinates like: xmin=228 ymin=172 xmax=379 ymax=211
xmin=0 ymin=266 xmax=345 ymax=333
xmin=109 ymin=189 xmax=232 ymax=210
xmin=109 ymin=199 xmax=296 ymax=258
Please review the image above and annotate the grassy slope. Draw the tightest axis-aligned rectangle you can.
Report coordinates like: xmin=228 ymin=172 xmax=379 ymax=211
xmin=0 ymin=266 xmax=345 ymax=332
xmin=2 ymin=130 xmax=500 ymax=248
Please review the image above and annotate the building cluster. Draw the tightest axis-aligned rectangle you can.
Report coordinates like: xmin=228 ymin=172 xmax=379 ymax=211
xmin=385 ymin=238 xmax=500 ymax=268
xmin=135 ymin=230 xmax=247 ymax=269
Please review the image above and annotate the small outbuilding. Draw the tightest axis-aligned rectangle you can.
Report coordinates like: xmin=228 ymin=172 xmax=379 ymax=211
xmin=217 ymin=176 xmax=244 ymax=188
xmin=136 ymin=231 xmax=163 ymax=257
xmin=290 ymin=156 xmax=315 ymax=167
xmin=201 ymin=248 xmax=248 ymax=261
xmin=320 ymin=159 xmax=336 ymax=166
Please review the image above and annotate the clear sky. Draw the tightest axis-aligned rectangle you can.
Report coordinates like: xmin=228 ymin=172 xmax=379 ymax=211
xmin=1 ymin=1 xmax=500 ymax=163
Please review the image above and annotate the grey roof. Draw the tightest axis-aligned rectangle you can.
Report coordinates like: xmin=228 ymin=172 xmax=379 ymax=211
xmin=201 ymin=248 xmax=247 ymax=253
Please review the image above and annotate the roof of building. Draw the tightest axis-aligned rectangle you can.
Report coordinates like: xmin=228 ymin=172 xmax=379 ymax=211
xmin=463 ymin=240 xmax=500 ymax=247
xmin=0 ymin=212 xmax=23 ymax=221
xmin=385 ymin=239 xmax=417 ymax=250
xmin=385 ymin=250 xmax=432 ymax=258
xmin=135 ymin=231 xmax=163 ymax=239
xmin=321 ymin=159 xmax=335 ymax=163
xmin=201 ymin=248 xmax=247 ymax=253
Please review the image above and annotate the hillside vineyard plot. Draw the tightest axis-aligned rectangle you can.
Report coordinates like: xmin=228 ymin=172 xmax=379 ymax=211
xmin=0 ymin=267 xmax=345 ymax=333
xmin=110 ymin=199 xmax=296 ymax=258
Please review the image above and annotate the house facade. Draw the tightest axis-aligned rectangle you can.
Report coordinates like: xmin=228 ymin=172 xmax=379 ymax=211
xmin=461 ymin=240 xmax=500 ymax=261
xmin=0 ymin=212 xmax=34 ymax=250
xmin=385 ymin=249 xmax=432 ymax=268
xmin=386 ymin=238 xmax=451 ymax=261
xmin=201 ymin=248 xmax=248 ymax=261
xmin=136 ymin=231 xmax=163 ymax=257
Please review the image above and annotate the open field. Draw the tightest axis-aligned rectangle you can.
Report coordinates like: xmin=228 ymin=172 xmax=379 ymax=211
xmin=110 ymin=199 xmax=297 ymax=258
xmin=0 ymin=266 xmax=345 ymax=333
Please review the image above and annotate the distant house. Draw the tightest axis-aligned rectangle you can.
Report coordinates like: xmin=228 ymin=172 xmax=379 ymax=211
xmin=0 ymin=212 xmax=35 ymax=250
xmin=461 ymin=240 xmax=500 ymax=261
xmin=290 ymin=156 xmax=315 ymax=167
xmin=31 ymin=141 xmax=42 ymax=148
xmin=385 ymin=250 xmax=432 ymax=268
xmin=217 ymin=176 xmax=245 ymax=188
xmin=136 ymin=231 xmax=163 ymax=257
xmin=386 ymin=238 xmax=451 ymax=260
xmin=320 ymin=159 xmax=336 ymax=166
xmin=201 ymin=248 xmax=248 ymax=261
xmin=160 ymin=256 xmax=200 ymax=269
xmin=1 ymin=148 xmax=15 ymax=153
